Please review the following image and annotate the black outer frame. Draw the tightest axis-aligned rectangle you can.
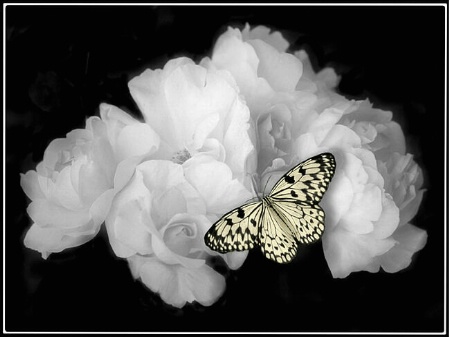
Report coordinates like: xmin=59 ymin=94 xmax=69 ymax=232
xmin=5 ymin=4 xmax=447 ymax=333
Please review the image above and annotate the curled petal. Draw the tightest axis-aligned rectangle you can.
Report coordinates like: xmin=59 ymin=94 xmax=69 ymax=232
xmin=78 ymin=157 xmax=112 ymax=205
xmin=220 ymin=98 xmax=254 ymax=177
xmin=52 ymin=165 xmax=83 ymax=210
xmin=129 ymin=256 xmax=225 ymax=308
xmin=249 ymin=39 xmax=303 ymax=92
xmin=148 ymin=215 xmax=205 ymax=269
xmin=183 ymin=156 xmax=253 ymax=215
xmin=198 ymin=138 xmax=226 ymax=163
xmin=89 ymin=189 xmax=115 ymax=227
xmin=20 ymin=171 xmax=45 ymax=200
xmin=218 ymin=251 xmax=249 ymax=270
xmin=24 ymin=221 xmax=98 ymax=259
xmin=323 ymin=226 xmax=396 ymax=278
xmin=379 ymin=224 xmax=428 ymax=273
xmin=400 ymin=188 xmax=425 ymax=226
xmin=27 ymin=199 xmax=90 ymax=230
xmin=341 ymin=184 xmax=381 ymax=234
xmin=371 ymin=195 xmax=400 ymax=239
xmin=242 ymin=24 xmax=290 ymax=52
xmin=211 ymin=27 xmax=273 ymax=114
xmin=116 ymin=123 xmax=160 ymax=161
xmin=321 ymin=172 xmax=353 ymax=230
xmin=372 ymin=121 xmax=406 ymax=160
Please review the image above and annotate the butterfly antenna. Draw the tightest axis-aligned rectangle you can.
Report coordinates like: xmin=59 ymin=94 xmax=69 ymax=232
xmin=262 ymin=175 xmax=272 ymax=198
xmin=250 ymin=173 xmax=262 ymax=201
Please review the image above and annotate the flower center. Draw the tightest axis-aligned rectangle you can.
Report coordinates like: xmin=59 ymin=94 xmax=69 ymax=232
xmin=172 ymin=148 xmax=192 ymax=164
xmin=164 ymin=223 xmax=197 ymax=256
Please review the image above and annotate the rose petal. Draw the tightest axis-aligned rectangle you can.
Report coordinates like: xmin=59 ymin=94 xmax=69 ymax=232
xmin=138 ymin=160 xmax=206 ymax=216
xmin=128 ymin=66 xmax=181 ymax=151
xmin=150 ymin=228 xmax=205 ymax=269
xmin=104 ymin=217 xmax=138 ymax=258
xmin=116 ymin=123 xmax=160 ymax=161
xmin=100 ymin=102 xmax=140 ymax=126
xmin=249 ymin=39 xmax=303 ymax=92
xmin=151 ymin=187 xmax=189 ymax=226
xmin=27 ymin=199 xmax=90 ymax=229
xmin=78 ymin=159 xmax=112 ymax=205
xmin=42 ymin=138 xmax=75 ymax=171
xmin=105 ymin=170 xmax=153 ymax=258
xmin=112 ymin=200 xmax=153 ymax=257
xmin=341 ymin=184 xmax=381 ymax=234
xmin=316 ymin=67 xmax=340 ymax=89
xmin=220 ymin=251 xmax=249 ymax=270
xmin=372 ymin=121 xmax=406 ymax=160
xmin=221 ymin=98 xmax=254 ymax=176
xmin=371 ymin=195 xmax=400 ymax=239
xmin=113 ymin=156 xmax=145 ymax=193
xmin=321 ymin=172 xmax=353 ymax=230
xmin=131 ymin=257 xmax=225 ymax=308
xmin=242 ymin=24 xmax=290 ymax=52
xmin=89 ymin=189 xmax=115 ymax=226
xmin=198 ymin=138 xmax=226 ymax=163
xmin=211 ymin=27 xmax=273 ymax=114
xmin=183 ymin=156 xmax=253 ymax=215
xmin=323 ymin=226 xmax=396 ymax=278
xmin=320 ymin=125 xmax=361 ymax=151
xmin=379 ymin=224 xmax=428 ymax=273
xmin=400 ymin=188 xmax=425 ymax=226
xmin=20 ymin=171 xmax=45 ymax=200
xmin=52 ymin=165 xmax=83 ymax=210
xmin=24 ymin=222 xmax=98 ymax=259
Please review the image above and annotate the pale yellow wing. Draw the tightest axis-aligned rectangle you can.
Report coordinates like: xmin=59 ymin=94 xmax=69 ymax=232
xmin=204 ymin=201 xmax=263 ymax=253
xmin=204 ymin=153 xmax=336 ymax=264
xmin=269 ymin=153 xmax=336 ymax=204
xmin=258 ymin=205 xmax=298 ymax=264
xmin=271 ymin=200 xmax=325 ymax=245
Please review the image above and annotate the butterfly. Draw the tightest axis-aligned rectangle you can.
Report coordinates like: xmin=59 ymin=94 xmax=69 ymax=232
xmin=204 ymin=152 xmax=336 ymax=264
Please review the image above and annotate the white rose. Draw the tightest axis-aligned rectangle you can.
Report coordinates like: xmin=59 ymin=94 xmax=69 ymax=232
xmin=375 ymin=153 xmax=427 ymax=272
xmin=203 ymin=24 xmax=303 ymax=116
xmin=106 ymin=158 xmax=252 ymax=307
xmin=209 ymin=24 xmax=426 ymax=278
xmin=22 ymin=104 xmax=160 ymax=258
xmin=339 ymin=99 xmax=406 ymax=161
xmin=128 ymin=57 xmax=255 ymax=182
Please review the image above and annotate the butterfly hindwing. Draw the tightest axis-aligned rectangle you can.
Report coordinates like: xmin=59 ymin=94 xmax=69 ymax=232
xmin=269 ymin=152 xmax=336 ymax=204
xmin=271 ymin=200 xmax=325 ymax=244
xmin=204 ymin=201 xmax=262 ymax=253
xmin=259 ymin=206 xmax=298 ymax=264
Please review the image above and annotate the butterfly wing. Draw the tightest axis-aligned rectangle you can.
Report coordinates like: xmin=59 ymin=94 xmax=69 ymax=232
xmin=269 ymin=152 xmax=336 ymax=204
xmin=204 ymin=152 xmax=336 ymax=264
xmin=271 ymin=200 xmax=325 ymax=244
xmin=204 ymin=201 xmax=263 ymax=253
xmin=258 ymin=205 xmax=298 ymax=264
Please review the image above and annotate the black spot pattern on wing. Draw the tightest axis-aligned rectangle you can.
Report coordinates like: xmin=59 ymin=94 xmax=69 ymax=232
xmin=204 ymin=153 xmax=336 ymax=264
xmin=270 ymin=153 xmax=336 ymax=204
xmin=258 ymin=206 xmax=298 ymax=264
xmin=272 ymin=201 xmax=325 ymax=244
xmin=204 ymin=201 xmax=262 ymax=253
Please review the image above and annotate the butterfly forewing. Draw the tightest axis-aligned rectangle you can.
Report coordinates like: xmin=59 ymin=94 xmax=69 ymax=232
xmin=204 ymin=201 xmax=262 ymax=253
xmin=269 ymin=153 xmax=336 ymax=204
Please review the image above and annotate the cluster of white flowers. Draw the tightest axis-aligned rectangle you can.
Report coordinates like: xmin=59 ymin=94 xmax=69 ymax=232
xmin=21 ymin=24 xmax=426 ymax=308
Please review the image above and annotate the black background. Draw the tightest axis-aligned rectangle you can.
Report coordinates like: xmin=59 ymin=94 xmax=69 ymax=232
xmin=5 ymin=4 xmax=446 ymax=332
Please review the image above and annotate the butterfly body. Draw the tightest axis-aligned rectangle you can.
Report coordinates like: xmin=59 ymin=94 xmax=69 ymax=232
xmin=205 ymin=153 xmax=336 ymax=264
